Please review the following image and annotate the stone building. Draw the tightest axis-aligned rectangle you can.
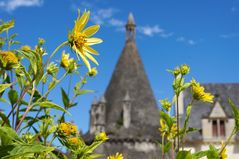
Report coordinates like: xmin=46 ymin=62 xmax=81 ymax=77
xmin=180 ymin=83 xmax=239 ymax=158
xmin=84 ymin=13 xmax=161 ymax=159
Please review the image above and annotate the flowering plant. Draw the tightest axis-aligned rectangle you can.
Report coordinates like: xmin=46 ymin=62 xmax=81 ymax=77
xmin=159 ymin=64 xmax=239 ymax=159
xmin=0 ymin=9 xmax=122 ymax=159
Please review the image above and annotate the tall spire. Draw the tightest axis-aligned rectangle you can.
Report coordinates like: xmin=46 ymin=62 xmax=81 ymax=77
xmin=104 ymin=13 xmax=159 ymax=130
xmin=125 ymin=12 xmax=136 ymax=42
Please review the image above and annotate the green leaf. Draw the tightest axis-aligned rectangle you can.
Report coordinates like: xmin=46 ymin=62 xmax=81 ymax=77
xmin=180 ymin=82 xmax=191 ymax=92
xmin=176 ymin=151 xmax=193 ymax=159
xmin=10 ymin=33 xmax=17 ymax=39
xmin=0 ymin=145 xmax=14 ymax=158
xmin=205 ymin=144 xmax=220 ymax=159
xmin=61 ymin=88 xmax=69 ymax=108
xmin=186 ymin=127 xmax=200 ymax=134
xmin=0 ymin=83 xmax=12 ymax=93
xmin=48 ymin=78 xmax=58 ymax=90
xmin=0 ymin=20 xmax=14 ymax=34
xmin=2 ymin=144 xmax=55 ymax=159
xmin=0 ymin=112 xmax=10 ymax=127
xmin=8 ymin=90 xmax=18 ymax=106
xmin=166 ymin=69 xmax=174 ymax=74
xmin=159 ymin=110 xmax=173 ymax=128
xmin=88 ymin=154 xmax=104 ymax=159
xmin=192 ymin=150 xmax=208 ymax=159
xmin=228 ymin=98 xmax=239 ymax=130
xmin=74 ymin=89 xmax=94 ymax=97
xmin=0 ymin=97 xmax=10 ymax=105
xmin=163 ymin=142 xmax=172 ymax=153
xmin=181 ymin=105 xmax=192 ymax=140
xmin=0 ymin=126 xmax=22 ymax=145
xmin=34 ymin=101 xmax=70 ymax=115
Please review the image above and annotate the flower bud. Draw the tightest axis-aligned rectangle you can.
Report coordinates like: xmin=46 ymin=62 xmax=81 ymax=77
xmin=180 ymin=64 xmax=190 ymax=75
xmin=88 ymin=67 xmax=98 ymax=77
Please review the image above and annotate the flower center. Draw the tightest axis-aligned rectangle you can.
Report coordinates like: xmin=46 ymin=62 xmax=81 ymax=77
xmin=75 ymin=34 xmax=86 ymax=49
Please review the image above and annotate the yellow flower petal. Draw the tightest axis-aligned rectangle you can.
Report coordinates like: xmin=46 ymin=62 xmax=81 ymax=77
xmin=83 ymin=25 xmax=100 ymax=37
xmin=78 ymin=51 xmax=91 ymax=71
xmin=86 ymin=38 xmax=103 ymax=45
xmin=85 ymin=52 xmax=99 ymax=65
xmin=74 ymin=11 xmax=90 ymax=33
xmin=83 ymin=45 xmax=99 ymax=55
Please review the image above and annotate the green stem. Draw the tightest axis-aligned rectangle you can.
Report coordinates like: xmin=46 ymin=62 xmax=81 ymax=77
xmin=171 ymin=140 xmax=175 ymax=159
xmin=162 ymin=136 xmax=165 ymax=159
xmin=181 ymin=99 xmax=194 ymax=151
xmin=44 ymin=41 xmax=69 ymax=68
xmin=219 ymin=127 xmax=237 ymax=156
xmin=41 ymin=72 xmax=68 ymax=100
xmin=68 ymin=74 xmax=72 ymax=96
xmin=2 ymin=84 xmax=30 ymax=127
xmin=49 ymin=134 xmax=56 ymax=146
xmin=16 ymin=82 xmax=36 ymax=132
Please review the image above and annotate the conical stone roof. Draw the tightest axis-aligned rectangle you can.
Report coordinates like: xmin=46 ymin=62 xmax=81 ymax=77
xmin=104 ymin=15 xmax=160 ymax=138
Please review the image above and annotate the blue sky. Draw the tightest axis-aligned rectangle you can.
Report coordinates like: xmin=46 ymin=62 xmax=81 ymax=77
xmin=1 ymin=0 xmax=239 ymax=133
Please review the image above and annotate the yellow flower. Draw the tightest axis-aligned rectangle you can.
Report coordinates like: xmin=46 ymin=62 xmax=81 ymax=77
xmin=191 ymin=79 xmax=214 ymax=103
xmin=0 ymin=51 xmax=19 ymax=70
xmin=88 ymin=67 xmax=98 ymax=77
xmin=68 ymin=137 xmax=80 ymax=145
xmin=96 ymin=132 xmax=109 ymax=141
xmin=220 ymin=142 xmax=228 ymax=159
xmin=159 ymin=119 xmax=177 ymax=140
xmin=173 ymin=67 xmax=180 ymax=77
xmin=58 ymin=123 xmax=71 ymax=136
xmin=60 ymin=52 xmax=78 ymax=73
xmin=61 ymin=51 xmax=70 ymax=68
xmin=69 ymin=10 xmax=103 ymax=71
xmin=47 ymin=62 xmax=58 ymax=76
xmin=159 ymin=119 xmax=167 ymax=136
xmin=107 ymin=153 xmax=123 ymax=159
xmin=70 ymin=124 xmax=78 ymax=134
xmin=21 ymin=45 xmax=31 ymax=52
xmin=57 ymin=123 xmax=78 ymax=136
xmin=167 ymin=123 xmax=177 ymax=140
xmin=160 ymin=99 xmax=172 ymax=112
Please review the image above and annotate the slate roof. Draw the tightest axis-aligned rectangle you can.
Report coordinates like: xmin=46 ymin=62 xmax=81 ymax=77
xmin=104 ymin=40 xmax=160 ymax=127
xmin=103 ymin=39 xmax=160 ymax=140
xmin=181 ymin=83 xmax=239 ymax=141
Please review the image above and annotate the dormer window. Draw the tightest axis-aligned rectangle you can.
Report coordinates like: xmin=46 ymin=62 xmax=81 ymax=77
xmin=212 ymin=119 xmax=225 ymax=138
xmin=202 ymin=101 xmax=228 ymax=140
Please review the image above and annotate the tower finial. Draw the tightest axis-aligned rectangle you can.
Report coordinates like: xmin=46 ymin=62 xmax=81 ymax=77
xmin=127 ymin=12 xmax=135 ymax=25
xmin=125 ymin=12 xmax=136 ymax=42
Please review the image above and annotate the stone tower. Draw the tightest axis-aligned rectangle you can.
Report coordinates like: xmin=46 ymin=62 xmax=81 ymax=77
xmin=86 ymin=13 xmax=160 ymax=159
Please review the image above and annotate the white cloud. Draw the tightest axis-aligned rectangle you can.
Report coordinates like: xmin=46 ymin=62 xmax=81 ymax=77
xmin=91 ymin=8 xmax=118 ymax=25
xmin=176 ymin=36 xmax=185 ymax=42
xmin=160 ymin=32 xmax=174 ymax=38
xmin=0 ymin=0 xmax=43 ymax=12
xmin=220 ymin=33 xmax=239 ymax=39
xmin=176 ymin=36 xmax=196 ymax=45
xmin=188 ymin=39 xmax=196 ymax=45
xmin=138 ymin=25 xmax=164 ymax=37
xmin=109 ymin=18 xmax=124 ymax=27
